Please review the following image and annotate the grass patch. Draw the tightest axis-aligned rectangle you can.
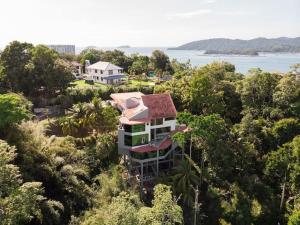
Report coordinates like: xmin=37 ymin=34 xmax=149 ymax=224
xmin=70 ymin=80 xmax=109 ymax=91
xmin=127 ymin=79 xmax=155 ymax=87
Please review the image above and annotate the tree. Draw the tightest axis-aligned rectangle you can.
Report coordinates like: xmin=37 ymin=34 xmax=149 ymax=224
xmin=264 ymin=136 xmax=300 ymax=223
xmin=100 ymin=50 xmax=133 ymax=72
xmin=150 ymin=50 xmax=172 ymax=75
xmin=30 ymin=45 xmax=74 ymax=97
xmin=0 ymin=41 xmax=33 ymax=94
xmin=270 ymin=118 xmax=300 ymax=148
xmin=0 ymin=42 xmax=74 ymax=97
xmin=220 ymin=184 xmax=262 ymax=225
xmin=172 ymin=160 xmax=199 ymax=206
xmin=0 ymin=93 xmax=32 ymax=132
xmin=6 ymin=121 xmax=93 ymax=224
xmin=288 ymin=210 xmax=300 ymax=225
xmin=237 ymin=71 xmax=281 ymax=118
xmin=84 ymin=134 xmax=118 ymax=176
xmin=61 ymin=98 xmax=118 ymax=138
xmin=273 ymin=74 xmax=300 ymax=117
xmin=0 ymin=140 xmax=45 ymax=225
xmin=138 ymin=184 xmax=183 ymax=225
xmin=129 ymin=55 xmax=149 ymax=75
xmin=79 ymin=48 xmax=102 ymax=65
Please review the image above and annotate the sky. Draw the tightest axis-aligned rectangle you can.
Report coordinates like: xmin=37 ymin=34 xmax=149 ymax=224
xmin=0 ymin=0 xmax=299 ymax=48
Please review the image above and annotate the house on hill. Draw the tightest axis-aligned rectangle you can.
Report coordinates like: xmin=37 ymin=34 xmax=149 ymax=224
xmin=110 ymin=92 xmax=186 ymax=188
xmin=85 ymin=61 xmax=126 ymax=84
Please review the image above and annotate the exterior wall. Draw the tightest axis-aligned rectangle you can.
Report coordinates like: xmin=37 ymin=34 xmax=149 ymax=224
xmin=117 ymin=118 xmax=176 ymax=155
xmin=86 ymin=68 xmax=123 ymax=84
xmin=87 ymin=68 xmax=123 ymax=76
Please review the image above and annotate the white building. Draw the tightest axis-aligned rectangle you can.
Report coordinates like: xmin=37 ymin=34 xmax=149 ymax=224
xmin=47 ymin=45 xmax=75 ymax=54
xmin=85 ymin=61 xmax=126 ymax=84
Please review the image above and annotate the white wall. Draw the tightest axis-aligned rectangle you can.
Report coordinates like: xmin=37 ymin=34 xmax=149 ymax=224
xmin=87 ymin=68 xmax=123 ymax=76
xmin=118 ymin=118 xmax=177 ymax=155
xmin=87 ymin=68 xmax=123 ymax=84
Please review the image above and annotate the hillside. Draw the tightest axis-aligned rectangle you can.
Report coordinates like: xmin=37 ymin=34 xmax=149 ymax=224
xmin=169 ymin=37 xmax=300 ymax=54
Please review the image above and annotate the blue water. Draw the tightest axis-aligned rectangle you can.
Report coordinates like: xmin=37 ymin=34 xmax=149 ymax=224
xmin=78 ymin=47 xmax=300 ymax=74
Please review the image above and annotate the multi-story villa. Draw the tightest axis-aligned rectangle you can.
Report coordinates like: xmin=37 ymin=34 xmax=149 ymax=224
xmin=86 ymin=61 xmax=126 ymax=85
xmin=110 ymin=92 xmax=186 ymax=187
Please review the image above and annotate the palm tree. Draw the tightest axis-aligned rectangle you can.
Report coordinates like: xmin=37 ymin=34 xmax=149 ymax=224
xmin=61 ymin=117 xmax=78 ymax=137
xmin=172 ymin=159 xmax=199 ymax=206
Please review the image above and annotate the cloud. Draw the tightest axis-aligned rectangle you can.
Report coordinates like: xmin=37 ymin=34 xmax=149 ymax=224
xmin=167 ymin=9 xmax=212 ymax=19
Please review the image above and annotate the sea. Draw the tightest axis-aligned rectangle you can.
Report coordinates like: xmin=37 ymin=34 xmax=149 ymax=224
xmin=77 ymin=47 xmax=300 ymax=74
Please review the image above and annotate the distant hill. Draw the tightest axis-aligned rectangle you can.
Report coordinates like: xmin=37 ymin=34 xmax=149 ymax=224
xmin=169 ymin=37 xmax=300 ymax=55
xmin=117 ymin=45 xmax=131 ymax=48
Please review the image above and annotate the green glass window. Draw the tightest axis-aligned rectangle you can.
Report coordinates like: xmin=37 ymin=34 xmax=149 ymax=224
xmin=124 ymin=124 xmax=145 ymax=133
xmin=131 ymin=151 xmax=158 ymax=160
xmin=124 ymin=134 xmax=149 ymax=146
xmin=156 ymin=127 xmax=171 ymax=134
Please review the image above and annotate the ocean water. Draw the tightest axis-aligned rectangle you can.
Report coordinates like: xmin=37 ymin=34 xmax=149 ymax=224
xmin=78 ymin=47 xmax=300 ymax=74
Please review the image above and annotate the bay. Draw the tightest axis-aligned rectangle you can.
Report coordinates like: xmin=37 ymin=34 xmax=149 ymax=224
xmin=77 ymin=47 xmax=300 ymax=74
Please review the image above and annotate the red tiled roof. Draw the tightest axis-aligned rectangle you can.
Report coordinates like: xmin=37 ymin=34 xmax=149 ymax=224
xmin=141 ymin=93 xmax=176 ymax=120
xmin=130 ymin=139 xmax=172 ymax=153
xmin=110 ymin=92 xmax=144 ymax=109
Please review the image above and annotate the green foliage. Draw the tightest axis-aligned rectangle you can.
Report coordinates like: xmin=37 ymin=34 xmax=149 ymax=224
xmin=79 ymin=49 xmax=133 ymax=72
xmin=0 ymin=93 xmax=32 ymax=131
xmin=220 ymin=184 xmax=262 ymax=225
xmin=0 ymin=41 xmax=74 ymax=97
xmin=288 ymin=210 xmax=300 ymax=225
xmin=150 ymin=50 xmax=173 ymax=75
xmin=155 ymin=62 xmax=243 ymax=123
xmin=237 ymin=70 xmax=281 ymax=118
xmin=60 ymin=98 xmax=118 ymax=138
xmin=0 ymin=140 xmax=45 ymax=225
xmin=6 ymin=121 xmax=93 ymax=224
xmin=84 ymin=134 xmax=118 ymax=176
xmin=138 ymin=184 xmax=183 ymax=225
xmin=129 ymin=55 xmax=149 ymax=75
xmin=172 ymin=160 xmax=199 ymax=205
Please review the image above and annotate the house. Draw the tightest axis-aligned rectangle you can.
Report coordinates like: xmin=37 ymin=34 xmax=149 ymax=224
xmin=85 ymin=61 xmax=126 ymax=84
xmin=110 ymin=92 xmax=186 ymax=188
xmin=71 ymin=61 xmax=83 ymax=79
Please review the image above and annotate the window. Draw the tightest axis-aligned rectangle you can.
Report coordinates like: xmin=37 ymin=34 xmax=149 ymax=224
xmin=124 ymin=134 xmax=149 ymax=146
xmin=124 ymin=124 xmax=145 ymax=133
xmin=100 ymin=70 xmax=103 ymax=74
xmin=151 ymin=118 xmax=163 ymax=126
xmin=108 ymin=70 xmax=113 ymax=75
xmin=156 ymin=127 xmax=171 ymax=134
xmin=95 ymin=69 xmax=98 ymax=73
xmin=131 ymin=151 xmax=157 ymax=160
xmin=97 ymin=77 xmax=99 ymax=80
xmin=165 ymin=117 xmax=175 ymax=121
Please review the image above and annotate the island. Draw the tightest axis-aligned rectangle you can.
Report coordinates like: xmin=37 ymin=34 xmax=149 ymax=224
xmin=117 ymin=45 xmax=131 ymax=48
xmin=204 ymin=49 xmax=259 ymax=56
xmin=169 ymin=37 xmax=300 ymax=53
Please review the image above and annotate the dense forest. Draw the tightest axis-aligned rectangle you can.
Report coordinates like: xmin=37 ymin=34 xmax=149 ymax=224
xmin=0 ymin=41 xmax=300 ymax=225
